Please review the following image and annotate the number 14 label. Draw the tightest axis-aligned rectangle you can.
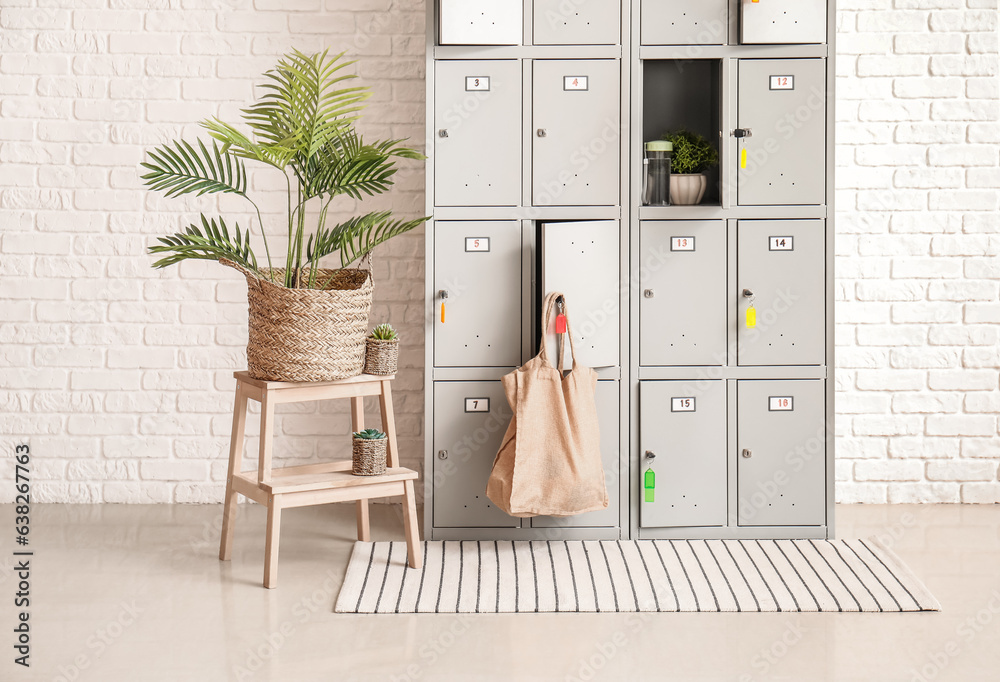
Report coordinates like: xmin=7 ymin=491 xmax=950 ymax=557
xmin=769 ymin=236 xmax=794 ymax=251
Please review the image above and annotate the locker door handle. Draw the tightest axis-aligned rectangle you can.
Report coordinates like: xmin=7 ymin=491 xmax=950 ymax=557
xmin=536 ymin=129 xmax=547 ymax=138
xmin=742 ymin=448 xmax=753 ymax=459
xmin=438 ymin=129 xmax=449 ymax=138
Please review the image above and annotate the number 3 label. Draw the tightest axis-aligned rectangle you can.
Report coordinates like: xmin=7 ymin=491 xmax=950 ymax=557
xmin=465 ymin=76 xmax=490 ymax=91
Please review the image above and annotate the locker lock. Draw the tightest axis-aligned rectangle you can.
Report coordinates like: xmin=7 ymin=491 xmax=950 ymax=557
xmin=643 ymin=289 xmax=655 ymax=299
xmin=438 ymin=129 xmax=449 ymax=138
xmin=536 ymin=129 xmax=547 ymax=138
xmin=438 ymin=450 xmax=449 ymax=460
xmin=742 ymin=288 xmax=755 ymax=298
xmin=742 ymin=448 xmax=753 ymax=459
xmin=732 ymin=128 xmax=753 ymax=138
xmin=645 ymin=450 xmax=656 ymax=460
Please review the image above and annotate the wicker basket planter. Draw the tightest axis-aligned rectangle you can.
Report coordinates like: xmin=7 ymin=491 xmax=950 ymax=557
xmin=364 ymin=338 xmax=399 ymax=375
xmin=352 ymin=436 xmax=387 ymax=476
xmin=223 ymin=260 xmax=374 ymax=383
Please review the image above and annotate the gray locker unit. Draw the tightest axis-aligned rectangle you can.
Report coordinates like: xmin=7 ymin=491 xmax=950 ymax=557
xmin=425 ymin=1 xmax=835 ymax=542
xmin=439 ymin=0 xmax=522 ymax=45
xmin=532 ymin=60 xmax=621 ymax=206
xmin=736 ymin=58 xmax=826 ymax=206
xmin=640 ymin=0 xmax=729 ymax=46
xmin=737 ymin=219 xmax=825 ymax=366
xmin=737 ymin=380 xmax=827 ymax=527
xmin=541 ymin=220 xmax=620 ymax=369
xmin=534 ymin=0 xmax=621 ymax=45
xmin=740 ymin=0 xmax=827 ymax=45
xmin=640 ymin=380 xmax=728 ymax=528
xmin=434 ymin=60 xmax=521 ymax=207
xmin=534 ymin=380 xmax=620 ymax=528
xmin=434 ymin=221 xmax=522 ymax=367
xmin=640 ymin=220 xmax=727 ymax=366
xmin=433 ymin=381 xmax=519 ymax=528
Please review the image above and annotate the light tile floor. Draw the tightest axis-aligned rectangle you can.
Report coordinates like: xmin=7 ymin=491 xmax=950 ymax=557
xmin=1 ymin=503 xmax=998 ymax=681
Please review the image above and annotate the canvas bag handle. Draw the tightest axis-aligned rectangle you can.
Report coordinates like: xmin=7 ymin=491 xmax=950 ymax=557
xmin=538 ymin=291 xmax=578 ymax=371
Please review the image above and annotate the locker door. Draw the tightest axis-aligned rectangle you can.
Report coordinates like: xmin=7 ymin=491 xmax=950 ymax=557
xmin=640 ymin=380 xmax=727 ymax=528
xmin=737 ymin=220 xmax=824 ymax=366
xmin=534 ymin=0 xmax=620 ymax=45
xmin=532 ymin=60 xmax=620 ymax=206
xmin=434 ymin=60 xmax=521 ymax=207
xmin=740 ymin=0 xmax=827 ymax=45
xmin=736 ymin=59 xmax=826 ymax=206
xmin=533 ymin=380 xmax=619 ymax=528
xmin=737 ymin=380 xmax=826 ymax=527
xmin=640 ymin=220 xmax=726 ymax=366
xmin=433 ymin=381 xmax=519 ymax=528
xmin=434 ymin=221 xmax=521 ymax=367
xmin=439 ymin=0 xmax=522 ymax=45
xmin=640 ymin=0 xmax=728 ymax=46
xmin=541 ymin=220 xmax=619 ymax=369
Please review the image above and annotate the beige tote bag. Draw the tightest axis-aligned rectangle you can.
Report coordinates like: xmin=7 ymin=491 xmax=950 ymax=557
xmin=486 ymin=292 xmax=609 ymax=517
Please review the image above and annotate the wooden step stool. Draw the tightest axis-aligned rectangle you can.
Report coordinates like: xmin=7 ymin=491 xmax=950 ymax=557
xmin=218 ymin=370 xmax=422 ymax=588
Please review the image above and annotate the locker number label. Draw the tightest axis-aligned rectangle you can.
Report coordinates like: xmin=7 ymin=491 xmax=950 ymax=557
xmin=671 ymin=236 xmax=695 ymax=252
xmin=769 ymin=396 xmax=794 ymax=412
xmin=563 ymin=76 xmax=589 ymax=91
xmin=465 ymin=76 xmax=490 ymax=92
xmin=465 ymin=398 xmax=490 ymax=413
xmin=671 ymin=397 xmax=696 ymax=412
xmin=769 ymin=236 xmax=794 ymax=251
xmin=465 ymin=237 xmax=490 ymax=252
xmin=769 ymin=75 xmax=794 ymax=91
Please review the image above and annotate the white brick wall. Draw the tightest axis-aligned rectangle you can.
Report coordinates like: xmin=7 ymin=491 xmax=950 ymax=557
xmin=1 ymin=1 xmax=998 ymax=504
xmin=836 ymin=0 xmax=1000 ymax=504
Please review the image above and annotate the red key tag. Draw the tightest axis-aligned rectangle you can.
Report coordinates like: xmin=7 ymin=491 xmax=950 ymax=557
xmin=555 ymin=314 xmax=567 ymax=334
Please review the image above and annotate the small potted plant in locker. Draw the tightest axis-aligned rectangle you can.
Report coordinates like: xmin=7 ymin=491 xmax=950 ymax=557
xmin=661 ymin=129 xmax=719 ymax=206
xmin=352 ymin=428 xmax=388 ymax=476
xmin=364 ymin=323 xmax=399 ymax=375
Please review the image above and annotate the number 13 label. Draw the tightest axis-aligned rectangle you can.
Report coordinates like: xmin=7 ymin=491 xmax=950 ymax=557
xmin=671 ymin=237 xmax=695 ymax=252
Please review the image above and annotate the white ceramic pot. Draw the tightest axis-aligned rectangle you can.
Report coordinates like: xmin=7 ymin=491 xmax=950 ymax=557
xmin=670 ymin=173 xmax=708 ymax=205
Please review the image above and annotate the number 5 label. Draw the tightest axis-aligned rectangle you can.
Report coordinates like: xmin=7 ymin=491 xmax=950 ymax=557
xmin=465 ymin=237 xmax=490 ymax=252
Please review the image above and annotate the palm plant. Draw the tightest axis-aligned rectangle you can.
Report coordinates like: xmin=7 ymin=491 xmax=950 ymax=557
xmin=141 ymin=49 xmax=428 ymax=289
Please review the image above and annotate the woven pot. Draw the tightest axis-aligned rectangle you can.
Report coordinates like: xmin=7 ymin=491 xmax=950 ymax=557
xmin=222 ymin=260 xmax=373 ymax=382
xmin=352 ymin=436 xmax=387 ymax=476
xmin=364 ymin=338 xmax=399 ymax=375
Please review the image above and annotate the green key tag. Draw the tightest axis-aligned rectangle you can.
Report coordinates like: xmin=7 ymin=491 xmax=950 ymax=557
xmin=644 ymin=468 xmax=655 ymax=503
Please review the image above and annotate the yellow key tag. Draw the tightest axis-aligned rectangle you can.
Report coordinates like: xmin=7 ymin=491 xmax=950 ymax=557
xmin=740 ymin=147 xmax=748 ymax=169
xmin=746 ymin=306 xmax=756 ymax=329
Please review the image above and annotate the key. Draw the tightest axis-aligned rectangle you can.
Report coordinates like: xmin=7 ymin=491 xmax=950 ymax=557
xmin=644 ymin=468 xmax=655 ymax=504
xmin=555 ymin=313 xmax=567 ymax=334
xmin=746 ymin=306 xmax=756 ymax=329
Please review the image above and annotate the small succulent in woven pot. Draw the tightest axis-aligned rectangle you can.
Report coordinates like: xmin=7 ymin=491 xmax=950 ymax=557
xmin=139 ymin=49 xmax=428 ymax=382
xmin=364 ymin=323 xmax=399 ymax=376
xmin=352 ymin=428 xmax=387 ymax=476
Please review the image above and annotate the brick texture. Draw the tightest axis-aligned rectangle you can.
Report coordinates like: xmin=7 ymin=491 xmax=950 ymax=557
xmin=1 ymin=1 xmax=998 ymax=504
xmin=836 ymin=0 xmax=1000 ymax=504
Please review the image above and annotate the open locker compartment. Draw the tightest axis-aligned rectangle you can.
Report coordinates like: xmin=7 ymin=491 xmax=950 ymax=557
xmin=642 ymin=59 xmax=723 ymax=207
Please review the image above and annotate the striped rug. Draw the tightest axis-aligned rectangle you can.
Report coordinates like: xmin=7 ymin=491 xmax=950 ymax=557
xmin=335 ymin=539 xmax=939 ymax=614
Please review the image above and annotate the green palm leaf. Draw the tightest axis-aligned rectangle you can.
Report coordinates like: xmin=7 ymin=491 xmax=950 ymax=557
xmin=149 ymin=215 xmax=258 ymax=271
xmin=140 ymin=139 xmax=247 ymax=198
xmin=306 ymin=211 xmax=428 ymax=270
xmin=309 ymin=131 xmax=425 ymax=200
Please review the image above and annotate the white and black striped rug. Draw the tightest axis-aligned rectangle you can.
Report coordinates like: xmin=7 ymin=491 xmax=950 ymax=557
xmin=335 ymin=539 xmax=939 ymax=614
